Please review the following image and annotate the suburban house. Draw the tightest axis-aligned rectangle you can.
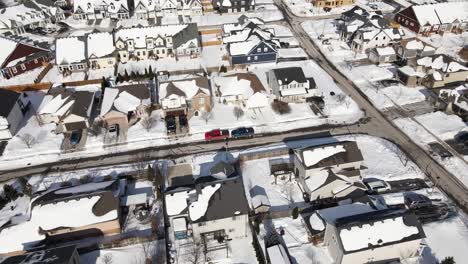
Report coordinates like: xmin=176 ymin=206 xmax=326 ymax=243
xmin=314 ymin=0 xmax=354 ymax=8
xmin=227 ymin=35 xmax=278 ymax=65
xmin=213 ymin=73 xmax=266 ymax=105
xmin=0 ymin=37 xmax=52 ymax=80
xmin=212 ymin=0 xmax=255 ymax=13
xmin=0 ymin=2 xmax=64 ymax=35
xmin=337 ymin=6 xmax=373 ymax=42
xmin=293 ymin=141 xmax=365 ymax=201
xmin=267 ymin=67 xmax=316 ymax=102
xmin=99 ymin=84 xmax=152 ymax=141
xmin=134 ymin=0 xmax=203 ymax=19
xmin=438 ymin=85 xmax=468 ymax=121
xmin=395 ymin=2 xmax=468 ymax=36
xmin=158 ymin=77 xmax=211 ymax=117
xmin=164 ymin=161 xmax=250 ymax=261
xmin=368 ymin=47 xmax=397 ymax=65
xmin=0 ymin=90 xmax=30 ymax=140
xmin=0 ymin=180 xmax=121 ymax=256
xmin=37 ymin=87 xmax=95 ymax=134
xmin=0 ymin=245 xmax=80 ymax=264
xmin=223 ymin=16 xmax=265 ymax=36
xmin=72 ymin=0 xmax=130 ymax=20
xmin=87 ymin=32 xmax=117 ymax=70
xmin=56 ymin=37 xmax=87 ymax=73
xmin=114 ymin=24 xmax=200 ymax=63
xmin=319 ymin=207 xmax=425 ymax=264
xmin=395 ymin=38 xmax=435 ymax=64
xmin=398 ymin=55 xmax=468 ymax=88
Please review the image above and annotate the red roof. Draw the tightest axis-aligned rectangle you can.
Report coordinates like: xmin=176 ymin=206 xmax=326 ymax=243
xmin=1 ymin=43 xmax=48 ymax=69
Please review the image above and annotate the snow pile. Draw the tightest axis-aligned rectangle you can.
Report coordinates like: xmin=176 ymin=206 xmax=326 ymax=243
xmin=302 ymin=144 xmax=346 ymax=167
xmin=309 ymin=213 xmax=325 ymax=231
xmin=340 ymin=216 xmax=420 ymax=251
xmin=189 ymin=184 xmax=221 ymax=221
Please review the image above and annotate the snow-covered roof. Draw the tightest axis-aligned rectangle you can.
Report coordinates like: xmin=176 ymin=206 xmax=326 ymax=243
xmin=0 ymin=37 xmax=18 ymax=67
xmin=339 ymin=215 xmax=420 ymax=252
xmin=303 ymin=144 xmax=346 ymax=167
xmin=304 ymin=170 xmax=330 ymax=193
xmin=280 ymin=88 xmax=308 ymax=97
xmin=246 ymin=92 xmax=269 ymax=109
xmin=0 ymin=4 xmax=48 ymax=30
xmin=417 ymin=55 xmax=468 ymax=73
xmin=0 ymin=193 xmax=118 ymax=254
xmin=87 ymin=32 xmax=115 ymax=58
xmin=214 ymin=76 xmax=253 ymax=98
xmin=398 ymin=66 xmax=426 ymax=77
xmin=159 ymin=79 xmax=210 ymax=100
xmin=165 ymin=191 xmax=192 ymax=216
xmin=318 ymin=203 xmax=375 ymax=224
xmin=120 ymin=193 xmax=147 ymax=206
xmin=74 ymin=0 xmax=128 ymax=13
xmin=115 ymin=25 xmax=188 ymax=48
xmin=410 ymin=2 xmax=468 ymax=26
xmin=100 ymin=84 xmax=151 ymax=116
xmin=56 ymin=37 xmax=86 ymax=64
xmin=189 ymin=184 xmax=221 ymax=221
xmin=55 ymin=181 xmax=115 ymax=195
xmin=267 ymin=244 xmax=291 ymax=264
xmin=173 ymin=217 xmax=187 ymax=232
xmin=405 ymin=39 xmax=424 ymax=50
xmin=228 ymin=37 xmax=262 ymax=56
xmin=309 ymin=212 xmax=325 ymax=231
xmin=375 ymin=47 xmax=395 ymax=56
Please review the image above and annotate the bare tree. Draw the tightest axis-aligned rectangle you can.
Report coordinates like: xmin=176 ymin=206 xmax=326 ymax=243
xmin=100 ymin=254 xmax=114 ymax=264
xmin=141 ymin=116 xmax=156 ymax=132
xmin=391 ymin=144 xmax=409 ymax=167
xmin=184 ymin=240 xmax=205 ymax=264
xmin=201 ymin=111 xmax=212 ymax=124
xmin=20 ymin=133 xmax=36 ymax=148
xmin=233 ymin=106 xmax=244 ymax=120
xmin=89 ymin=119 xmax=103 ymax=136
xmin=133 ymin=151 xmax=151 ymax=178
xmin=305 ymin=247 xmax=321 ymax=264
xmin=282 ymin=183 xmax=295 ymax=206
xmin=141 ymin=241 xmax=156 ymax=264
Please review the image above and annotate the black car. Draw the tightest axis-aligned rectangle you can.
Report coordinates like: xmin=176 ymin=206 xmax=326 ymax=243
xmin=166 ymin=117 xmax=176 ymax=133
xmin=231 ymin=127 xmax=254 ymax=139
xmin=179 ymin=115 xmax=188 ymax=128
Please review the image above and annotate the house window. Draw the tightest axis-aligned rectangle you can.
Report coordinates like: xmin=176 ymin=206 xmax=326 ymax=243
xmin=34 ymin=59 xmax=38 ymax=64
xmin=77 ymin=64 xmax=84 ymax=70
xmin=142 ymin=51 xmax=146 ymax=55
xmin=199 ymin=97 xmax=205 ymax=104
xmin=156 ymin=49 xmax=160 ymax=55
xmin=247 ymin=56 xmax=251 ymax=61
xmin=264 ymin=47 xmax=268 ymax=52
xmin=137 ymin=51 xmax=140 ymax=56
xmin=12 ymin=67 xmax=17 ymax=73
xmin=254 ymin=56 xmax=258 ymax=60
xmin=198 ymin=222 xmax=206 ymax=226
xmin=257 ymin=48 xmax=261 ymax=52
xmin=21 ymin=64 xmax=26 ymax=70
xmin=108 ymin=59 xmax=113 ymax=64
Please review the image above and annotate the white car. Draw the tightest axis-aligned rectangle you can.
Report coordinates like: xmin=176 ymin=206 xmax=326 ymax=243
xmin=363 ymin=178 xmax=391 ymax=193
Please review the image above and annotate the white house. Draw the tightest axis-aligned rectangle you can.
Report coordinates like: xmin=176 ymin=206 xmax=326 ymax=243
xmin=213 ymin=73 xmax=266 ymax=105
xmin=0 ymin=90 xmax=30 ymax=140
xmin=73 ymin=0 xmax=130 ymax=20
xmin=87 ymin=32 xmax=117 ymax=70
xmin=56 ymin=37 xmax=87 ymax=73
xmin=351 ymin=27 xmax=404 ymax=53
xmin=267 ymin=67 xmax=316 ymax=102
xmin=294 ymin=141 xmax=366 ymax=201
xmin=318 ymin=207 xmax=425 ymax=264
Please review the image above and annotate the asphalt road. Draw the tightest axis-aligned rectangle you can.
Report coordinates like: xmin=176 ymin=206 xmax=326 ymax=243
xmin=274 ymin=0 xmax=468 ymax=211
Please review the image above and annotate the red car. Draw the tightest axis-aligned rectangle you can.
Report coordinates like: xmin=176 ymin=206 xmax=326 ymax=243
xmin=205 ymin=129 xmax=229 ymax=141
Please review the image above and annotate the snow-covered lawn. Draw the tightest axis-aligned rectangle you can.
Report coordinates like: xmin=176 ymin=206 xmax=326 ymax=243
xmin=42 ymin=66 xmax=86 ymax=83
xmin=88 ymin=67 xmax=115 ymax=80
xmin=80 ymin=240 xmax=164 ymax=264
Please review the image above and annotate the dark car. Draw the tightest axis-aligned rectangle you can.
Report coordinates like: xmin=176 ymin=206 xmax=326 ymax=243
xmin=69 ymin=130 xmax=82 ymax=145
xmin=404 ymin=192 xmax=432 ymax=209
xmin=231 ymin=127 xmax=254 ymax=139
xmin=179 ymin=115 xmax=188 ymax=128
xmin=166 ymin=117 xmax=176 ymax=133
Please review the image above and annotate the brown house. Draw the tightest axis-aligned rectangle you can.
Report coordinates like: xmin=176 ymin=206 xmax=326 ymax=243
xmin=0 ymin=37 xmax=52 ymax=79
xmin=158 ymin=77 xmax=212 ymax=118
xmin=314 ymin=0 xmax=354 ymax=8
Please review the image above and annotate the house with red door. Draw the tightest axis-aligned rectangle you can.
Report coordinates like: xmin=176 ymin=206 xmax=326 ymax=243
xmin=395 ymin=2 xmax=468 ymax=36
xmin=0 ymin=37 xmax=52 ymax=80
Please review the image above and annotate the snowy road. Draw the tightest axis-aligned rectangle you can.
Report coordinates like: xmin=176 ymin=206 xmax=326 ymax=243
xmin=273 ymin=0 xmax=468 ymax=213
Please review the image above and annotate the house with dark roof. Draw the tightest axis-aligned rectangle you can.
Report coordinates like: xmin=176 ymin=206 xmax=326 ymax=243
xmin=99 ymin=83 xmax=152 ymax=142
xmin=212 ymin=0 xmax=255 ymax=13
xmin=293 ymin=141 xmax=365 ymax=202
xmin=164 ymin=161 xmax=250 ymax=256
xmin=0 ymin=90 xmax=30 ymax=140
xmin=0 ymin=245 xmax=80 ymax=264
xmin=0 ymin=37 xmax=52 ymax=80
xmin=267 ymin=67 xmax=316 ymax=102
xmin=37 ymin=87 xmax=95 ymax=135
xmin=321 ymin=208 xmax=425 ymax=264
xmin=158 ymin=77 xmax=211 ymax=118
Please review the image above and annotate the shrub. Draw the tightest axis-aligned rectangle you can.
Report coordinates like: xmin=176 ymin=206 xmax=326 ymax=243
xmin=441 ymin=257 xmax=455 ymax=264
xmin=271 ymin=101 xmax=291 ymax=115
xmin=3 ymin=185 xmax=18 ymax=202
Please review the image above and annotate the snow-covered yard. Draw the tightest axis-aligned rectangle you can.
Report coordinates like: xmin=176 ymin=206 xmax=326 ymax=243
xmin=0 ymin=67 xmax=44 ymax=87
xmin=42 ymin=66 xmax=86 ymax=83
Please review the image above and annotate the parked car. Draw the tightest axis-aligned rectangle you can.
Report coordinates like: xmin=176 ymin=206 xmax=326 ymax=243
xmin=205 ymin=129 xmax=229 ymax=141
xmin=404 ymin=192 xmax=432 ymax=209
xmin=231 ymin=127 xmax=254 ymax=139
xmin=69 ymin=130 xmax=82 ymax=145
xmin=363 ymin=178 xmax=391 ymax=194
xmin=166 ymin=117 xmax=176 ymax=134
